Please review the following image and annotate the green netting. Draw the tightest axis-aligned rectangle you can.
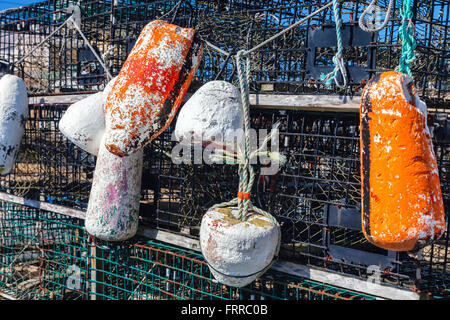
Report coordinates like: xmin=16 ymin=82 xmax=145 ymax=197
xmin=0 ymin=200 xmax=376 ymax=300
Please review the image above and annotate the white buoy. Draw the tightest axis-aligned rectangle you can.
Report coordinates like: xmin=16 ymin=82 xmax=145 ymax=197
xmin=200 ymin=207 xmax=279 ymax=287
xmin=59 ymin=77 xmax=116 ymax=155
xmin=0 ymin=74 xmax=28 ymax=175
xmin=174 ymin=81 xmax=243 ymax=147
xmin=85 ymin=134 xmax=143 ymax=241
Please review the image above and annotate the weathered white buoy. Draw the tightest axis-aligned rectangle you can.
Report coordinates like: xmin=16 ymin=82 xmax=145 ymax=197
xmin=199 ymin=207 xmax=279 ymax=287
xmin=104 ymin=20 xmax=203 ymax=157
xmin=85 ymin=134 xmax=143 ymax=241
xmin=0 ymin=74 xmax=28 ymax=175
xmin=174 ymin=81 xmax=243 ymax=146
xmin=59 ymin=77 xmax=117 ymax=155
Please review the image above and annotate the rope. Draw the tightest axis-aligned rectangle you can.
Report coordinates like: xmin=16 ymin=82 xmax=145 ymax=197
xmin=395 ymin=0 xmax=417 ymax=77
xmin=203 ymin=50 xmax=282 ymax=279
xmin=358 ymin=0 xmax=394 ymax=33
xmin=319 ymin=0 xmax=347 ymax=88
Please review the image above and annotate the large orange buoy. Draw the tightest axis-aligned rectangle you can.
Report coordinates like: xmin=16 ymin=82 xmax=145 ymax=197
xmin=360 ymin=71 xmax=446 ymax=251
xmin=104 ymin=20 xmax=203 ymax=157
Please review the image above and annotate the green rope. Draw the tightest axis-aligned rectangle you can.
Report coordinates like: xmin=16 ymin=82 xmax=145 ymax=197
xmin=320 ymin=0 xmax=347 ymax=88
xmin=395 ymin=0 xmax=417 ymax=77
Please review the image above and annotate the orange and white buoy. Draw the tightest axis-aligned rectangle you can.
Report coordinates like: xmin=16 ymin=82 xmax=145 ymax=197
xmin=360 ymin=71 xmax=445 ymax=251
xmin=0 ymin=75 xmax=28 ymax=175
xmin=104 ymin=20 xmax=203 ymax=157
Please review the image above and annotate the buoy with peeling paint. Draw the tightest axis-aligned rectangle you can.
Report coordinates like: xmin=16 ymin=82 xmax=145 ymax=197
xmin=59 ymin=77 xmax=117 ymax=155
xmin=85 ymin=134 xmax=143 ymax=241
xmin=360 ymin=71 xmax=445 ymax=251
xmin=104 ymin=20 xmax=203 ymax=157
xmin=174 ymin=81 xmax=243 ymax=147
xmin=0 ymin=74 xmax=28 ymax=175
xmin=199 ymin=207 xmax=279 ymax=287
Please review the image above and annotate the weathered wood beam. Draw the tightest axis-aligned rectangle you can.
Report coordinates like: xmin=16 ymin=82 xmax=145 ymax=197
xmin=28 ymin=93 xmax=360 ymax=112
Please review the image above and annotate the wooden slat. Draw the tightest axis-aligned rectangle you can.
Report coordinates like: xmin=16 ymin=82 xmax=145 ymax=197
xmin=28 ymin=93 xmax=360 ymax=112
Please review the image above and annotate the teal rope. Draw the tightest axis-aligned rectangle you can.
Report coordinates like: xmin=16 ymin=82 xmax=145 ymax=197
xmin=395 ymin=0 xmax=417 ymax=77
xmin=320 ymin=0 xmax=347 ymax=88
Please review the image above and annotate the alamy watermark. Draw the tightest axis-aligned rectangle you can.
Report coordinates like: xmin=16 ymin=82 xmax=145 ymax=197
xmin=170 ymin=127 xmax=285 ymax=176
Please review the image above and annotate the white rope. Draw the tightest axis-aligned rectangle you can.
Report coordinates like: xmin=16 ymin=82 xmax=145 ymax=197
xmin=358 ymin=0 xmax=394 ymax=33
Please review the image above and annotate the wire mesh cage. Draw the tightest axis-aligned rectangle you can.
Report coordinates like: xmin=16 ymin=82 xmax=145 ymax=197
xmin=0 ymin=0 xmax=449 ymax=299
xmin=0 ymin=0 xmax=448 ymax=104
xmin=0 ymin=200 xmax=377 ymax=300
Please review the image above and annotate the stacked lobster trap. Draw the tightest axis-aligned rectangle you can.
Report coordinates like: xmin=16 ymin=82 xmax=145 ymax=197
xmin=0 ymin=0 xmax=448 ymax=299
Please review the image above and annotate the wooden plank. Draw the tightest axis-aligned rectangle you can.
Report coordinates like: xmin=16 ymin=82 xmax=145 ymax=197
xmin=250 ymin=93 xmax=360 ymax=112
xmin=137 ymin=227 xmax=202 ymax=252
xmin=29 ymin=93 xmax=360 ymax=112
xmin=28 ymin=93 xmax=94 ymax=105
xmin=270 ymin=260 xmax=420 ymax=300
xmin=0 ymin=192 xmax=86 ymax=220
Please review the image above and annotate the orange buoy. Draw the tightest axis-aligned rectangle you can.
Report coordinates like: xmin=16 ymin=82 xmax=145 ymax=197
xmin=360 ymin=71 xmax=446 ymax=251
xmin=104 ymin=20 xmax=203 ymax=157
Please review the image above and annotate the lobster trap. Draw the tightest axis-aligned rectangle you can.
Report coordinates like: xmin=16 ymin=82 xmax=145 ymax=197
xmin=0 ymin=0 xmax=449 ymax=299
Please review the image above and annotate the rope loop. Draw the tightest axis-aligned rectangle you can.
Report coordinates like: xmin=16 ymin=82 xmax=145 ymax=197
xmin=358 ymin=0 xmax=394 ymax=33
xmin=320 ymin=0 xmax=347 ymax=88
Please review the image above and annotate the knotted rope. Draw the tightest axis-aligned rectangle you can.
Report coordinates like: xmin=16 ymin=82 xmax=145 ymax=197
xmin=320 ymin=0 xmax=347 ymax=88
xmin=207 ymin=50 xmax=282 ymax=266
xmin=395 ymin=0 xmax=417 ymax=77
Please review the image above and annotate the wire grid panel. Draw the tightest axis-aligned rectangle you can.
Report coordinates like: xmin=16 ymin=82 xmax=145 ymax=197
xmin=0 ymin=0 xmax=448 ymax=105
xmin=0 ymin=201 xmax=377 ymax=300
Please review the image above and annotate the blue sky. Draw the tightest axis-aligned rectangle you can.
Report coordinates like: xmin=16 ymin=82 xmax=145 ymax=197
xmin=0 ymin=0 xmax=37 ymax=11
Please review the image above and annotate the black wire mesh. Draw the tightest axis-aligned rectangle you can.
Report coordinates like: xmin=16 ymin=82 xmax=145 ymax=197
xmin=0 ymin=0 xmax=448 ymax=105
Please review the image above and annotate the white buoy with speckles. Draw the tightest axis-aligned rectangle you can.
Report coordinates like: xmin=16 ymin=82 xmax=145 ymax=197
xmin=200 ymin=207 xmax=279 ymax=287
xmin=59 ymin=77 xmax=116 ymax=155
xmin=0 ymin=74 xmax=28 ymax=175
xmin=85 ymin=134 xmax=143 ymax=241
xmin=174 ymin=81 xmax=242 ymax=146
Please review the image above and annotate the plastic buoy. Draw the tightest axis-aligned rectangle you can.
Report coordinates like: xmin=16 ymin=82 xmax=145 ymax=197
xmin=200 ymin=207 xmax=279 ymax=287
xmin=104 ymin=20 xmax=203 ymax=157
xmin=174 ymin=81 xmax=243 ymax=147
xmin=85 ymin=134 xmax=143 ymax=241
xmin=360 ymin=71 xmax=445 ymax=251
xmin=59 ymin=77 xmax=117 ymax=155
xmin=0 ymin=75 xmax=28 ymax=175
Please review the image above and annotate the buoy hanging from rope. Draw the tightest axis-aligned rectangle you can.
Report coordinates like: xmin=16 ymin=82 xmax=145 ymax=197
xmin=0 ymin=74 xmax=28 ymax=175
xmin=104 ymin=20 xmax=203 ymax=157
xmin=59 ymin=77 xmax=117 ymax=155
xmin=199 ymin=51 xmax=281 ymax=287
xmin=200 ymin=207 xmax=279 ymax=287
xmin=360 ymin=71 xmax=445 ymax=251
xmin=85 ymin=134 xmax=143 ymax=241
xmin=173 ymin=81 xmax=243 ymax=148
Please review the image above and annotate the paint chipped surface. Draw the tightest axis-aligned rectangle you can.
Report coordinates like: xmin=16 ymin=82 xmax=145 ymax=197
xmin=0 ymin=75 xmax=28 ymax=175
xmin=104 ymin=20 xmax=203 ymax=157
xmin=174 ymin=81 xmax=243 ymax=146
xmin=199 ymin=207 xmax=279 ymax=287
xmin=360 ymin=71 xmax=445 ymax=251
xmin=85 ymin=134 xmax=143 ymax=241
